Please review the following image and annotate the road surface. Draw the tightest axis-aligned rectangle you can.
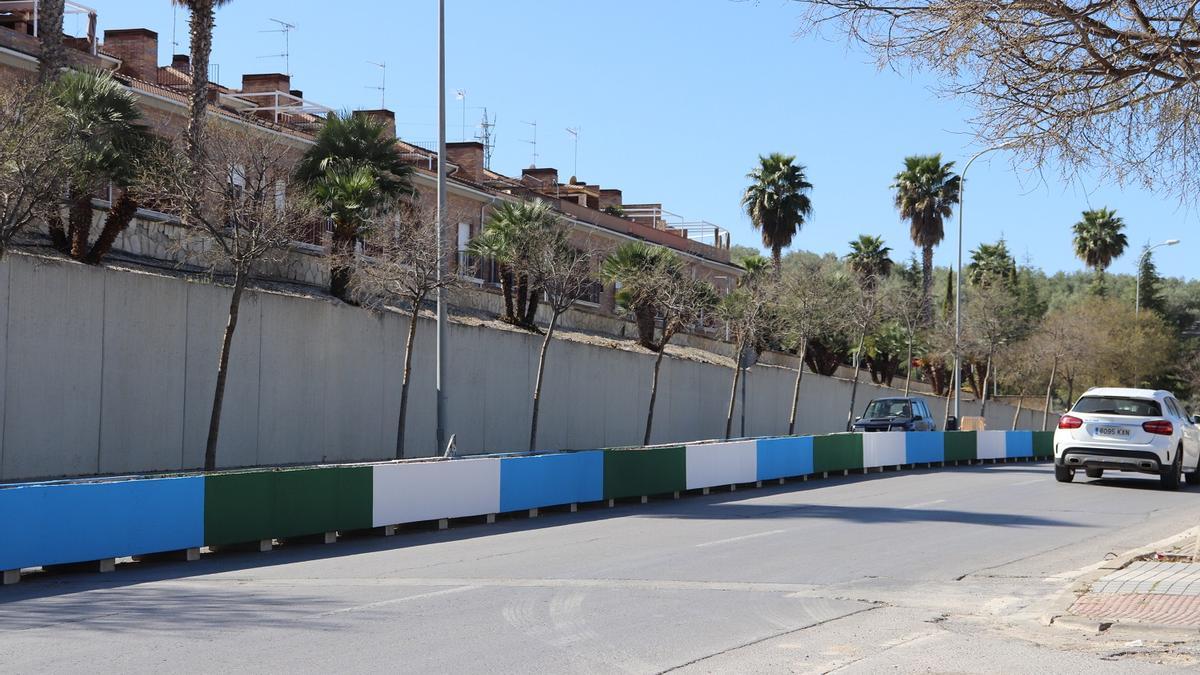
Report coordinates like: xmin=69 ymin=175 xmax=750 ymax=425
xmin=4 ymin=463 xmax=1200 ymax=672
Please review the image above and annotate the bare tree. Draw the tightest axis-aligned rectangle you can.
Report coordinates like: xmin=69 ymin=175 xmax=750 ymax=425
xmin=795 ymin=1 xmax=1200 ymax=200
xmin=885 ymin=273 xmax=925 ymax=397
xmin=142 ymin=120 xmax=315 ymax=470
xmin=518 ymin=228 xmax=602 ymax=450
xmin=0 ymin=84 xmax=67 ymax=259
xmin=779 ymin=258 xmax=849 ymax=434
xmin=844 ymin=272 xmax=888 ymax=431
xmin=349 ymin=198 xmax=462 ymax=459
xmin=719 ymin=269 xmax=780 ymax=439
xmin=962 ymin=282 xmax=1026 ymax=418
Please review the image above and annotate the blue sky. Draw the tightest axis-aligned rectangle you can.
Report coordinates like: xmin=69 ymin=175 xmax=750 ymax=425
xmin=81 ymin=1 xmax=1197 ymax=279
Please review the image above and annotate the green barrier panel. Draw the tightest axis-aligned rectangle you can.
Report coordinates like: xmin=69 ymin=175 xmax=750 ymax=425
xmin=943 ymin=431 xmax=977 ymax=462
xmin=205 ymin=466 xmax=373 ymax=547
xmin=812 ymin=433 xmax=863 ymax=473
xmin=603 ymin=446 xmax=685 ymax=499
xmin=1032 ymin=431 xmax=1054 ymax=458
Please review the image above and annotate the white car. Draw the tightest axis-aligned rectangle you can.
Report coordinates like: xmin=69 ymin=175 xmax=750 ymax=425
xmin=1054 ymin=387 xmax=1200 ymax=490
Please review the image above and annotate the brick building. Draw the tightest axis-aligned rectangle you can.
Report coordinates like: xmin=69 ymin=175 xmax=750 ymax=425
xmin=0 ymin=8 xmax=743 ymax=315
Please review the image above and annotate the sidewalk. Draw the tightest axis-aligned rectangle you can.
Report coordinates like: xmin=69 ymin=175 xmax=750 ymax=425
xmin=1071 ymin=560 xmax=1200 ymax=627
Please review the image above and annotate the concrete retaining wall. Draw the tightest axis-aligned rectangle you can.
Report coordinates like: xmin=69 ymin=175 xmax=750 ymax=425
xmin=0 ymin=253 xmax=1046 ymax=482
xmin=0 ymin=430 xmax=1054 ymax=580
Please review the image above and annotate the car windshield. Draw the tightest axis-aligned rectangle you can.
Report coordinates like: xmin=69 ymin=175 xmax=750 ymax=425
xmin=1073 ymin=396 xmax=1161 ymax=417
xmin=863 ymin=400 xmax=911 ymax=418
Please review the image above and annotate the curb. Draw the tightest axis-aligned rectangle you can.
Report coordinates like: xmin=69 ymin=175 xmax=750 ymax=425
xmin=1041 ymin=525 xmax=1200 ymax=632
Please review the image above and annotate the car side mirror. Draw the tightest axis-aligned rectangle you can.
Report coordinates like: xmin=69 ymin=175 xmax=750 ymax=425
xmin=913 ymin=415 xmax=924 ymax=421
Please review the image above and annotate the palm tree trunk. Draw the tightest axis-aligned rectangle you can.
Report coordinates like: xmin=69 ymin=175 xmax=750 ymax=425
xmin=845 ymin=331 xmax=867 ymax=431
xmin=921 ymin=244 xmax=934 ymax=323
xmin=788 ymin=337 xmax=808 ymax=435
xmin=1042 ymin=356 xmax=1058 ymax=432
xmin=329 ymin=226 xmax=355 ymax=302
xmin=529 ymin=311 xmax=560 ymax=450
xmin=772 ymin=244 xmax=782 ymax=278
xmin=68 ymin=191 xmax=93 ymax=260
xmin=83 ymin=192 xmax=138 ymax=264
xmin=635 ymin=303 xmax=657 ymax=350
xmin=724 ymin=339 xmax=745 ymax=440
xmin=515 ymin=273 xmax=528 ymax=322
xmin=499 ymin=266 xmax=515 ymax=321
xmin=394 ymin=302 xmax=421 ymax=459
xmin=903 ymin=334 xmax=914 ymax=396
xmin=644 ymin=345 xmax=668 ymax=446
xmin=205 ymin=271 xmax=247 ymax=471
xmin=185 ymin=0 xmax=215 ymax=172
xmin=48 ymin=213 xmax=68 ymax=253
xmin=36 ymin=0 xmax=66 ymax=83
xmin=524 ymin=287 xmax=541 ymax=327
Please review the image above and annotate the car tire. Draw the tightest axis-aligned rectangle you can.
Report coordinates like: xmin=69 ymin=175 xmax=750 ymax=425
xmin=1055 ymin=464 xmax=1074 ymax=483
xmin=1161 ymin=448 xmax=1183 ymax=491
xmin=1085 ymin=468 xmax=1103 ymax=479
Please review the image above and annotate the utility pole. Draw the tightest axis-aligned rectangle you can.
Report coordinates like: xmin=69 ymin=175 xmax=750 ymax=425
xmin=435 ymin=0 xmax=448 ymax=455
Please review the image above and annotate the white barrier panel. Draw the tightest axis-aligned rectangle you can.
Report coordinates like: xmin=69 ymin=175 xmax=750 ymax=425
xmin=862 ymin=432 xmax=906 ymax=468
xmin=976 ymin=431 xmax=1008 ymax=460
xmin=372 ymin=458 xmax=501 ymax=527
xmin=685 ymin=440 xmax=757 ymax=489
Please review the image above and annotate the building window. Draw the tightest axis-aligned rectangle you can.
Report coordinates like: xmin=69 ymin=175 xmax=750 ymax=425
xmin=456 ymin=222 xmax=475 ymax=277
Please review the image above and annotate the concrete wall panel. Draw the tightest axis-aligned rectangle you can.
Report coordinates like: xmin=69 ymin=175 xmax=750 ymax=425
xmin=905 ymin=432 xmax=944 ymax=464
xmin=256 ymin=295 xmax=327 ymax=465
xmin=976 ymin=431 xmax=1008 ymax=460
xmin=862 ymin=432 xmax=906 ymax=468
xmin=98 ymin=269 xmax=187 ymax=474
xmin=498 ymin=451 xmax=604 ymax=512
xmin=3 ymin=259 xmax=103 ymax=479
xmin=324 ymin=303 xmax=387 ymax=463
xmin=756 ymin=436 xmax=814 ymax=480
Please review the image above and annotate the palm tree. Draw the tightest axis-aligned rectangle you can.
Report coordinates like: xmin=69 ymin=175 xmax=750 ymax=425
xmin=967 ymin=238 xmax=1017 ymax=288
xmin=172 ymin=0 xmax=234 ymax=172
xmin=468 ymin=200 xmax=558 ymax=329
xmin=892 ymin=154 xmax=960 ymax=321
xmin=844 ymin=234 xmax=894 ymax=285
xmin=49 ymin=70 xmax=152 ymax=264
xmin=297 ymin=113 xmax=414 ymax=302
xmin=741 ymin=153 xmax=813 ymax=276
xmin=36 ymin=0 xmax=65 ymax=83
xmin=1072 ymin=207 xmax=1128 ymax=293
xmin=600 ymin=241 xmax=680 ymax=350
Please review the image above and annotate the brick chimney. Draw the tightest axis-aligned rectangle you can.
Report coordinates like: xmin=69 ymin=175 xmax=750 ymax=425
xmin=171 ymin=53 xmax=190 ymax=74
xmin=103 ymin=29 xmax=158 ymax=81
xmin=521 ymin=167 xmax=559 ymax=190
xmin=599 ymin=189 xmax=623 ymax=211
xmin=446 ymin=142 xmax=484 ymax=182
xmin=353 ymin=109 xmax=396 ymax=140
xmin=241 ymin=72 xmax=291 ymax=95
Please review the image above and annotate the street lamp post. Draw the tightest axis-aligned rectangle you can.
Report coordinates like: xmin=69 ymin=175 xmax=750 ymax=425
xmin=435 ymin=0 xmax=448 ymax=454
xmin=1135 ymin=239 xmax=1180 ymax=315
xmin=953 ymin=141 xmax=1016 ymax=423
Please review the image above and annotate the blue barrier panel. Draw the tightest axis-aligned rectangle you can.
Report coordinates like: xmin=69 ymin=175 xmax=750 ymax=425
xmin=756 ymin=436 xmax=814 ymax=481
xmin=1005 ymin=431 xmax=1034 ymax=458
xmin=0 ymin=475 xmax=204 ymax=571
xmin=905 ymin=432 xmax=944 ymax=464
xmin=499 ymin=451 xmax=605 ymax=512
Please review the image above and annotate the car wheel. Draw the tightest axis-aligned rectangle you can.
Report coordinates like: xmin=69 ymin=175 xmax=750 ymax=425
xmin=1055 ymin=464 xmax=1074 ymax=483
xmin=1161 ymin=448 xmax=1183 ymax=491
xmin=1085 ymin=467 xmax=1103 ymax=479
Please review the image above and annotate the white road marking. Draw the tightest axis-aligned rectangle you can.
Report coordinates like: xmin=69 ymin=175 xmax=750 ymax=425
xmin=695 ymin=529 xmax=788 ymax=548
xmin=1011 ymin=478 xmax=1044 ymax=486
xmin=318 ymin=584 xmax=479 ymax=615
xmin=903 ymin=499 xmax=946 ymax=509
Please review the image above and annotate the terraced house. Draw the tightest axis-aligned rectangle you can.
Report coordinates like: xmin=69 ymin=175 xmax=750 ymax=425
xmin=0 ymin=5 xmax=742 ymax=321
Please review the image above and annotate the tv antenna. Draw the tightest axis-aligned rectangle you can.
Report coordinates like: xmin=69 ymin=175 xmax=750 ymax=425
xmin=366 ymin=61 xmax=386 ymax=109
xmin=522 ymin=120 xmax=538 ymax=168
xmin=475 ymin=107 xmax=496 ymax=170
xmin=257 ymin=18 xmax=296 ymax=76
xmin=565 ymin=127 xmax=580 ymax=179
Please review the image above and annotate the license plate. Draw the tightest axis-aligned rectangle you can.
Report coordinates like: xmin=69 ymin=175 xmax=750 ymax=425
xmin=1095 ymin=426 xmax=1131 ymax=437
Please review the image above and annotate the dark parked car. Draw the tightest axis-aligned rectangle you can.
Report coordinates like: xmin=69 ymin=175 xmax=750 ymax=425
xmin=852 ymin=397 xmax=937 ymax=432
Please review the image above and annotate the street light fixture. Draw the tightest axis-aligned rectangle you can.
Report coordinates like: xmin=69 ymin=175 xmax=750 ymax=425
xmin=953 ymin=141 xmax=1017 ymax=423
xmin=1135 ymin=239 xmax=1180 ymax=315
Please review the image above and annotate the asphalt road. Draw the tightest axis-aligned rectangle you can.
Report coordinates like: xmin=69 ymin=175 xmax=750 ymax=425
xmin=4 ymin=463 xmax=1200 ymax=673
